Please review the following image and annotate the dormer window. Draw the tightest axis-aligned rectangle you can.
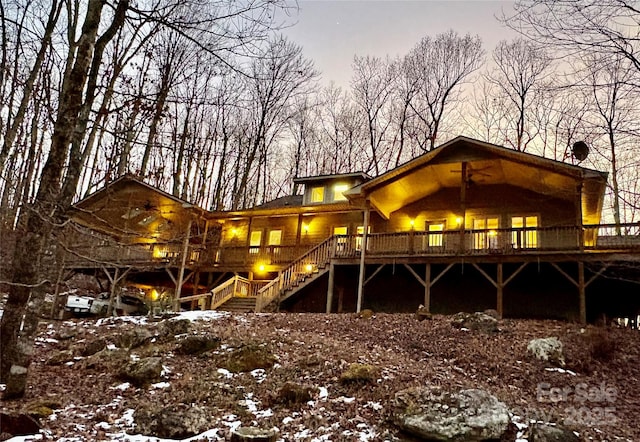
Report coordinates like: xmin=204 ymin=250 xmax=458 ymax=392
xmin=310 ymin=186 xmax=324 ymax=203
xmin=333 ymin=184 xmax=349 ymax=201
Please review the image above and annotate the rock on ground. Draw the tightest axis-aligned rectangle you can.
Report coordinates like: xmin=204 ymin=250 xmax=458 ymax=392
xmin=392 ymin=387 xmax=510 ymax=441
xmin=527 ymin=337 xmax=565 ymax=367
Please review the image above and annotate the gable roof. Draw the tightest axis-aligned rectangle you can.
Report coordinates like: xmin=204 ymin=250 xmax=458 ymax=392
xmin=71 ymin=175 xmax=206 ymax=238
xmin=346 ymin=136 xmax=608 ymax=223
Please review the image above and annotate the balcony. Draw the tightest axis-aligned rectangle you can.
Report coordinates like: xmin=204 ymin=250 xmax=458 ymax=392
xmin=64 ymin=223 xmax=640 ymax=270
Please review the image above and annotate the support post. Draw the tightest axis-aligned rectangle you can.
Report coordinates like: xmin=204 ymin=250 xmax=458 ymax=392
xmin=459 ymin=162 xmax=467 ymax=253
xmin=174 ymin=219 xmax=193 ymax=311
xmin=356 ymin=201 xmax=370 ymax=313
xmin=497 ymin=263 xmax=503 ymax=319
xmin=578 ymin=261 xmax=586 ymax=324
xmin=326 ymin=262 xmax=335 ymax=313
xmin=576 ymin=182 xmax=584 ymax=250
xmin=424 ymin=263 xmax=431 ymax=312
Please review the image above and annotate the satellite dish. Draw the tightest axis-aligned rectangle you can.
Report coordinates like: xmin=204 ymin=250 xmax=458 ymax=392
xmin=572 ymin=141 xmax=589 ymax=162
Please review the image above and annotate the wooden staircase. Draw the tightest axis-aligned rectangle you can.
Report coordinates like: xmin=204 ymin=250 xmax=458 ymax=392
xmin=216 ymin=296 xmax=257 ymax=313
xmin=256 ymin=236 xmax=338 ymax=312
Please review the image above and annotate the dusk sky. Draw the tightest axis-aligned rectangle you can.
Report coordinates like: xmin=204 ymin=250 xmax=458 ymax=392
xmin=279 ymin=1 xmax=519 ymax=86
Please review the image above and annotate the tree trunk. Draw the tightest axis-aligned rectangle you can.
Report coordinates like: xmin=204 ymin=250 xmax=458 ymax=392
xmin=0 ymin=0 xmax=128 ymax=398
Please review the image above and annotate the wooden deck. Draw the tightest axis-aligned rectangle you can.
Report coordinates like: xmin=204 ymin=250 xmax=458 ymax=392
xmin=64 ymin=223 xmax=640 ymax=270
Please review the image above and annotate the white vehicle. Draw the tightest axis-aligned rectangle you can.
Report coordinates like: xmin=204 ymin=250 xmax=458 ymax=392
xmin=65 ymin=295 xmax=109 ymax=315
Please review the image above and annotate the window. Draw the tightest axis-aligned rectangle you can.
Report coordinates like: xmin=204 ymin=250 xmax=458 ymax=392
xmin=249 ymin=230 xmax=262 ymax=254
xmin=333 ymin=184 xmax=349 ymax=201
xmin=355 ymin=225 xmax=371 ymax=251
xmin=268 ymin=229 xmax=282 ymax=245
xmin=310 ymin=186 xmax=324 ymax=203
xmin=473 ymin=217 xmax=499 ymax=250
xmin=334 ymin=226 xmax=348 ymax=254
xmin=426 ymin=222 xmax=445 ymax=248
xmin=512 ymin=216 xmax=538 ymax=249
xmin=268 ymin=229 xmax=282 ymax=255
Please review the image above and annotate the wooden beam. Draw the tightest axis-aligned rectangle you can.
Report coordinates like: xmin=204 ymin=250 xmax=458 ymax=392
xmin=404 ymin=264 xmax=426 ymax=287
xmin=504 ymin=262 xmax=528 ymax=286
xmin=497 ymin=263 xmax=503 ymax=318
xmin=424 ymin=263 xmax=431 ymax=312
xmin=472 ymin=263 xmax=498 ymax=288
xmin=585 ymin=263 xmax=610 ymax=288
xmin=431 ymin=263 xmax=455 ymax=286
xmin=579 ymin=261 xmax=586 ymax=325
xmin=174 ymin=219 xmax=193 ymax=311
xmin=326 ymin=263 xmax=335 ymax=314
xmin=459 ymin=162 xmax=467 ymax=253
xmin=551 ymin=262 xmax=578 ymax=287
xmin=356 ymin=201 xmax=370 ymax=313
xmin=364 ymin=264 xmax=385 ymax=286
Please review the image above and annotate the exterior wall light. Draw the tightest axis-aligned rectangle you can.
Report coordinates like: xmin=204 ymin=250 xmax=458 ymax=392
xmin=302 ymin=223 xmax=310 ymax=233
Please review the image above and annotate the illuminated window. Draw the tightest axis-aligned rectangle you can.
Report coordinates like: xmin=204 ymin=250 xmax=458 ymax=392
xmin=268 ymin=229 xmax=282 ymax=255
xmin=427 ymin=222 xmax=445 ymax=247
xmin=268 ymin=229 xmax=282 ymax=245
xmin=249 ymin=230 xmax=262 ymax=254
xmin=355 ymin=225 xmax=371 ymax=251
xmin=311 ymin=186 xmax=324 ymax=203
xmin=473 ymin=217 xmax=499 ymax=250
xmin=512 ymin=216 xmax=538 ymax=249
xmin=333 ymin=226 xmax=347 ymax=235
xmin=334 ymin=226 xmax=348 ymax=254
xmin=333 ymin=184 xmax=349 ymax=201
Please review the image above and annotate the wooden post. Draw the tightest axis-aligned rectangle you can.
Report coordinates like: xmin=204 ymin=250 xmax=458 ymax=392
xmin=459 ymin=162 xmax=467 ymax=253
xmin=174 ymin=219 xmax=192 ymax=311
xmin=296 ymin=213 xmax=303 ymax=246
xmin=497 ymin=263 xmax=503 ymax=319
xmin=578 ymin=261 xmax=586 ymax=324
xmin=356 ymin=201 xmax=370 ymax=313
xmin=576 ymin=182 xmax=584 ymax=250
xmin=326 ymin=262 xmax=335 ymax=313
xmin=424 ymin=263 xmax=431 ymax=312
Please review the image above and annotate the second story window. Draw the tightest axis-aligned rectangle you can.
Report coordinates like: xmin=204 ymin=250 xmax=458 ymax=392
xmin=311 ymin=186 xmax=324 ymax=203
xmin=249 ymin=230 xmax=262 ymax=254
xmin=333 ymin=184 xmax=349 ymax=201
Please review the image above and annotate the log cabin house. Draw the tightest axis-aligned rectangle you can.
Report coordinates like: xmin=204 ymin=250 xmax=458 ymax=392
xmin=65 ymin=136 xmax=640 ymax=323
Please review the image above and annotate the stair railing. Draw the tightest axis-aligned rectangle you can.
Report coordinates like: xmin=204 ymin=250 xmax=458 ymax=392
xmin=210 ymin=275 xmax=251 ymax=310
xmin=256 ymin=236 xmax=337 ymax=312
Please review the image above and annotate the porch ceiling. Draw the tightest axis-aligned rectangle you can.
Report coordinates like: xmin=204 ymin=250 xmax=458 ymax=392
xmin=367 ymin=158 xmax=600 ymax=220
xmin=72 ymin=178 xmax=197 ymax=239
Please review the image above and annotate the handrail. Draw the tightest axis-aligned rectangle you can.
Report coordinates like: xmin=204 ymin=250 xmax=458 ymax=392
xmin=256 ymin=236 xmax=337 ymax=312
xmin=210 ymin=275 xmax=252 ymax=310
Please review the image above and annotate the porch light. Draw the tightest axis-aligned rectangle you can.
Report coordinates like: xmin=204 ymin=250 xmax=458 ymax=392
xmin=305 ymin=264 xmax=313 ymax=273
xmin=409 ymin=219 xmax=415 ymax=229
xmin=302 ymin=223 xmax=310 ymax=233
xmin=150 ymin=289 xmax=160 ymax=301
xmin=231 ymin=228 xmax=238 ymax=237
xmin=257 ymin=263 xmax=266 ymax=273
xmin=456 ymin=217 xmax=463 ymax=226
xmin=488 ymin=230 xmax=497 ymax=237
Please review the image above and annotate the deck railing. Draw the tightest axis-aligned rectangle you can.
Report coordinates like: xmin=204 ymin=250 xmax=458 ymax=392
xmin=63 ymin=242 xmax=202 ymax=267
xmin=253 ymin=223 xmax=640 ymax=311
xmin=64 ymin=223 xmax=640 ymax=271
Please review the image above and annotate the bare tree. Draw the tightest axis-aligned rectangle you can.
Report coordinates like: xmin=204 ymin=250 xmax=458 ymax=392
xmin=0 ymin=0 xmax=295 ymax=399
xmin=231 ymin=35 xmax=317 ymax=209
xmin=407 ymin=30 xmax=485 ymax=150
xmin=487 ymin=38 xmax=552 ymax=151
xmin=581 ymin=54 xmax=640 ymax=230
xmin=504 ymin=1 xmax=640 ymax=76
xmin=351 ymin=55 xmax=395 ymax=174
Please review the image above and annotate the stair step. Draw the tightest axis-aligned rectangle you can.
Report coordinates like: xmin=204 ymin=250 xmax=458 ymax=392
xmin=216 ymin=296 xmax=257 ymax=313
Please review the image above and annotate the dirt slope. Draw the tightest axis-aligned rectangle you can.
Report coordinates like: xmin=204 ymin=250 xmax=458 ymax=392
xmin=1 ymin=312 xmax=638 ymax=441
